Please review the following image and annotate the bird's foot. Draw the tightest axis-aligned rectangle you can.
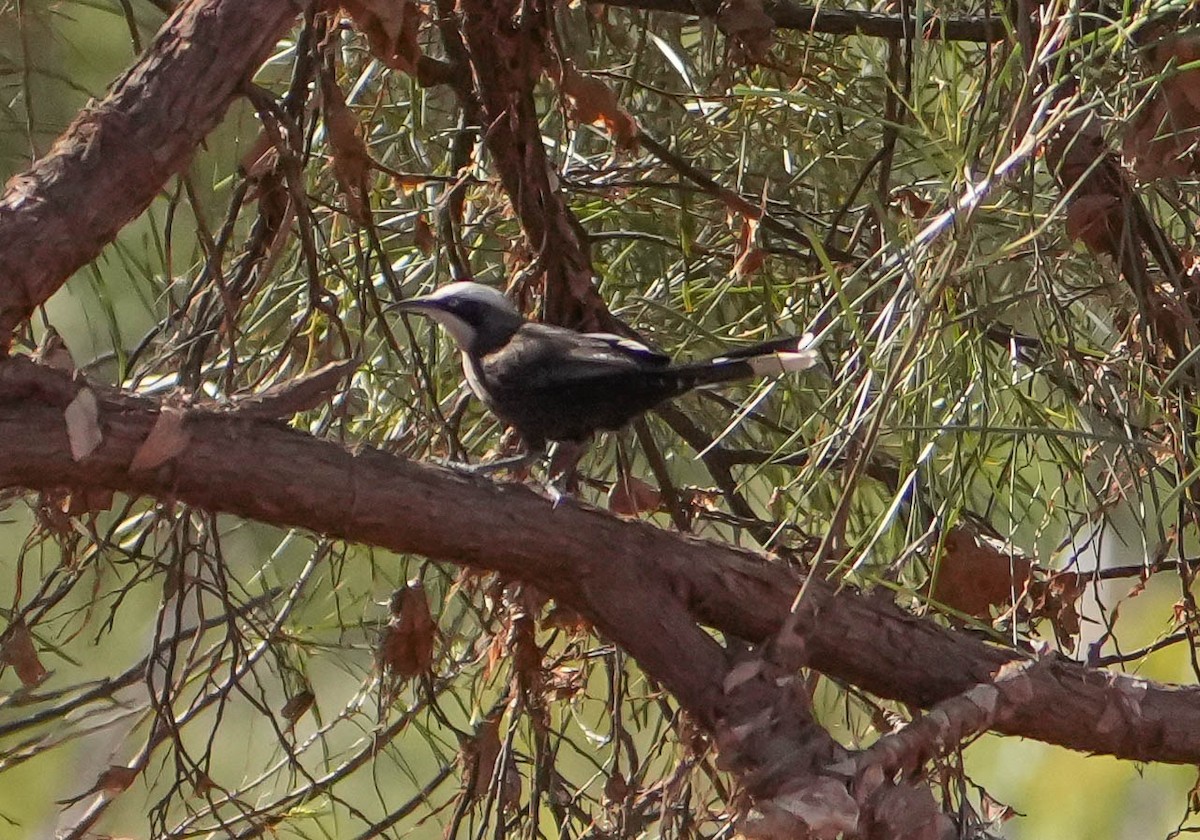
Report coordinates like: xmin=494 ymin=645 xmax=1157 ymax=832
xmin=545 ymin=482 xmax=568 ymax=508
xmin=437 ymin=452 xmax=538 ymax=476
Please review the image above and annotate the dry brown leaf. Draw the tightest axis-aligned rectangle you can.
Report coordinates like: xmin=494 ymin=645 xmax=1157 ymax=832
xmin=391 ymin=173 xmax=427 ymax=195
xmin=604 ymin=770 xmax=629 ymax=805
xmin=1065 ymin=194 xmax=1123 ymax=255
xmin=500 ymin=760 xmax=522 ymax=810
xmin=56 ymin=764 xmax=141 ymax=806
xmin=239 ymin=129 xmax=279 ymax=180
xmin=733 ymin=246 xmax=767 ymax=280
xmin=1028 ymin=572 xmax=1086 ymax=652
xmin=928 ymin=528 xmax=1031 ymax=619
xmin=891 ymin=188 xmax=934 ymax=219
xmin=717 ymin=0 xmax=775 ymax=64
xmin=379 ymin=580 xmax=436 ymax=679
xmin=63 ymin=487 xmax=116 ymax=516
xmin=130 ymin=404 xmax=190 ymax=472
xmin=542 ymin=603 xmax=590 ymax=633
xmin=341 ymin=0 xmax=426 ymax=75
xmin=95 ymin=765 xmax=139 ymax=795
xmin=413 ymin=213 xmax=435 ymax=255
xmin=558 ymin=63 xmax=639 ymax=149
xmin=607 ymin=474 xmax=661 ymax=515
xmin=546 ymin=665 xmax=586 ymax=700
xmin=1 ymin=621 xmax=48 ymax=687
xmin=34 ymin=328 xmax=76 ymax=372
xmin=192 ymin=771 xmax=216 ymax=798
xmin=1125 ymin=32 xmax=1200 ymax=179
xmin=979 ymin=790 xmax=1018 ymax=824
xmin=730 ymin=211 xmax=765 ymax=281
xmin=463 ymin=715 xmax=503 ymax=800
xmin=321 ymin=75 xmax=372 ymax=222
xmin=280 ymin=689 xmax=316 ymax=724
xmin=65 ymin=388 xmax=102 ymax=461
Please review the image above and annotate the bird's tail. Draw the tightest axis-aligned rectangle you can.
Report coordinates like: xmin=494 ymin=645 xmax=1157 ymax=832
xmin=676 ymin=333 xmax=820 ymax=388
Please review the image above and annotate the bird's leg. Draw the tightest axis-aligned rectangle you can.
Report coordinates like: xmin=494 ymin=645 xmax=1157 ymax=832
xmin=544 ymin=440 xmax=588 ymax=506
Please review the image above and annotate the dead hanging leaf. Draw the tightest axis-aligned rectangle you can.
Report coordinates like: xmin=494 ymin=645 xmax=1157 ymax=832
xmin=58 ymin=765 xmax=140 ymax=804
xmin=193 ymin=771 xmax=217 ymax=798
xmin=717 ymin=0 xmax=775 ymax=64
xmin=979 ymin=790 xmax=1019 ymax=825
xmin=604 ymin=770 xmax=629 ymax=806
xmin=321 ymin=75 xmax=372 ymax=223
xmin=928 ymin=528 xmax=1031 ymax=619
xmin=379 ymin=580 xmax=436 ymax=679
xmin=891 ymin=188 xmax=934 ymax=219
xmin=733 ymin=246 xmax=766 ymax=280
xmin=1 ymin=621 xmax=48 ymax=687
xmin=542 ymin=603 xmax=590 ymax=634
xmin=34 ymin=489 xmax=74 ymax=535
xmin=63 ymin=487 xmax=115 ymax=516
xmin=1125 ymin=32 xmax=1200 ymax=179
xmin=1191 ymin=768 xmax=1200 ymax=814
xmin=64 ymin=388 xmax=102 ymax=461
xmin=130 ymin=404 xmax=190 ymax=472
xmin=1065 ymin=194 xmax=1123 ymax=256
xmin=500 ymin=760 xmax=522 ymax=811
xmin=413 ymin=213 xmax=435 ymax=255
xmin=546 ymin=665 xmax=586 ymax=700
xmin=391 ymin=172 xmax=427 ymax=196
xmin=509 ymin=612 xmax=544 ymax=695
xmin=607 ymin=474 xmax=661 ymax=515
xmin=34 ymin=327 xmax=76 ymax=372
xmin=462 ymin=715 xmax=503 ymax=800
xmin=280 ymin=689 xmax=316 ymax=725
xmin=341 ymin=0 xmax=426 ymax=75
xmin=482 ymin=627 xmax=507 ymax=683
xmin=557 ymin=62 xmax=639 ymax=149
xmin=239 ymin=129 xmax=279 ymax=180
xmin=1028 ymin=571 xmax=1087 ymax=652
xmin=730 ymin=212 xmax=765 ymax=281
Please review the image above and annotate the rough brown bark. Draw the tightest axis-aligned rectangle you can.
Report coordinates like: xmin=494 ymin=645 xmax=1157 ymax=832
xmin=0 ymin=0 xmax=300 ymax=350
xmin=600 ymin=0 xmax=1007 ymax=42
xmin=2 ymin=356 xmax=1198 ymax=766
xmin=458 ymin=0 xmax=608 ymax=329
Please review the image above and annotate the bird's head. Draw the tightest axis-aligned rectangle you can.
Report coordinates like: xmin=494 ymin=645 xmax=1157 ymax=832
xmin=394 ymin=282 xmax=526 ymax=354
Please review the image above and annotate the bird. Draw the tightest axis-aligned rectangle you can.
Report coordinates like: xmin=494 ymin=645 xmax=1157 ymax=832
xmin=395 ymin=281 xmax=819 ymax=470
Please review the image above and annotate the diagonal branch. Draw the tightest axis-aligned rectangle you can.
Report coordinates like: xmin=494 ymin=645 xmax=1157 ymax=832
xmin=2 ymin=356 xmax=1200 ymax=765
xmin=0 ymin=0 xmax=300 ymax=350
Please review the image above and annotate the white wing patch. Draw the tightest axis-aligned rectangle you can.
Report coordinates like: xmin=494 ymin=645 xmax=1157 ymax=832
xmin=585 ymin=332 xmax=669 ymax=363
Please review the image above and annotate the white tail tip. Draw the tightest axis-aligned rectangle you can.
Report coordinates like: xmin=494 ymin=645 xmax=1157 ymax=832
xmin=747 ymin=349 xmax=820 ymax=376
xmin=745 ymin=332 xmax=819 ymax=376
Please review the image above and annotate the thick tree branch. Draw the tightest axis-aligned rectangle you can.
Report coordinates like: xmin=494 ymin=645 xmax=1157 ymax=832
xmin=599 ymin=0 xmax=1007 ymax=42
xmin=2 ymin=356 xmax=1199 ymax=765
xmin=0 ymin=0 xmax=300 ymax=350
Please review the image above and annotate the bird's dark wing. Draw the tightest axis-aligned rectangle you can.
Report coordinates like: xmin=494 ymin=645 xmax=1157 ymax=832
xmin=487 ymin=324 xmax=669 ymax=387
xmin=566 ymin=331 xmax=671 ymax=366
xmin=474 ymin=324 xmax=676 ymax=444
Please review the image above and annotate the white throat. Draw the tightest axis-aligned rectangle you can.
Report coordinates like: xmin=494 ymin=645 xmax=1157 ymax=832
xmin=424 ymin=309 xmax=475 ymax=350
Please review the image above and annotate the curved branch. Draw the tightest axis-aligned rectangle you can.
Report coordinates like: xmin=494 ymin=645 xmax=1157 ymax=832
xmin=0 ymin=0 xmax=300 ymax=349
xmin=1 ymin=356 xmax=1198 ymax=765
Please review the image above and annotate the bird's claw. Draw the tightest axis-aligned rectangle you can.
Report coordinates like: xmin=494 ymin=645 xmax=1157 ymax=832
xmin=546 ymin=484 xmax=567 ymax=507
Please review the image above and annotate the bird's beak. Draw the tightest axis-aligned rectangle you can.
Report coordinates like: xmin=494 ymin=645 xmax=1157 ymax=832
xmin=390 ymin=297 xmax=438 ymax=316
